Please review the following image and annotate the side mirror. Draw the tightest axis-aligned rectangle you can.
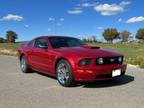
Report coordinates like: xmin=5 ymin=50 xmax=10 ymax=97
xmin=38 ymin=44 xmax=48 ymax=49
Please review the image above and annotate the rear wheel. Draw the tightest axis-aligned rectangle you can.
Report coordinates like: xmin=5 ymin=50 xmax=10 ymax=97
xmin=20 ymin=56 xmax=31 ymax=73
xmin=56 ymin=60 xmax=75 ymax=87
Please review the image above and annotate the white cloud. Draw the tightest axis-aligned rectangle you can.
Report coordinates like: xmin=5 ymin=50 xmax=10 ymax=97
xmin=97 ymin=26 xmax=103 ymax=30
xmin=67 ymin=8 xmax=83 ymax=14
xmin=76 ymin=1 xmax=98 ymax=8
xmin=48 ymin=17 xmax=55 ymax=21
xmin=94 ymin=4 xmax=124 ymax=16
xmin=120 ymin=1 xmax=131 ymax=6
xmin=0 ymin=14 xmax=23 ymax=21
xmin=24 ymin=25 xmax=29 ymax=28
xmin=59 ymin=18 xmax=64 ymax=21
xmin=118 ymin=18 xmax=123 ymax=22
xmin=94 ymin=1 xmax=131 ymax=16
xmin=81 ymin=2 xmax=96 ymax=7
xmin=48 ymin=28 xmax=52 ymax=31
xmin=56 ymin=23 xmax=62 ymax=26
xmin=126 ymin=16 xmax=144 ymax=23
xmin=68 ymin=1 xmax=131 ymax=16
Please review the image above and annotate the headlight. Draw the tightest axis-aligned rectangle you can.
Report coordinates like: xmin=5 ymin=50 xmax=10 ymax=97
xmin=79 ymin=58 xmax=92 ymax=66
xmin=96 ymin=58 xmax=104 ymax=65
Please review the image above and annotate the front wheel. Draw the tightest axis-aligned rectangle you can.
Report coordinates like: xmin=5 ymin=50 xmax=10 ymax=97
xmin=56 ymin=60 xmax=75 ymax=87
xmin=20 ymin=56 xmax=31 ymax=73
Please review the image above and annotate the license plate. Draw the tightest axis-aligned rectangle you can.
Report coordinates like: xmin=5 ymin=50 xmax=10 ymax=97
xmin=112 ymin=69 xmax=121 ymax=77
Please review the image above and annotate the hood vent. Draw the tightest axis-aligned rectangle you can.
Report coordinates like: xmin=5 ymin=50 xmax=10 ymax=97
xmin=81 ymin=45 xmax=100 ymax=49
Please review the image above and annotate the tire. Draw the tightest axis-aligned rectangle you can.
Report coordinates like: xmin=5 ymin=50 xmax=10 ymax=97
xmin=20 ymin=55 xmax=31 ymax=73
xmin=56 ymin=60 xmax=75 ymax=87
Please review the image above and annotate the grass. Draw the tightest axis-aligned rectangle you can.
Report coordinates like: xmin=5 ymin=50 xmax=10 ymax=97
xmin=0 ymin=42 xmax=144 ymax=68
xmin=0 ymin=43 xmax=21 ymax=56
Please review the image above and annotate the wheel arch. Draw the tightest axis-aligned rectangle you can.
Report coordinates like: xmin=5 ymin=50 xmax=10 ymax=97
xmin=20 ymin=53 xmax=25 ymax=60
xmin=19 ymin=53 xmax=29 ymax=62
xmin=54 ymin=57 xmax=75 ymax=73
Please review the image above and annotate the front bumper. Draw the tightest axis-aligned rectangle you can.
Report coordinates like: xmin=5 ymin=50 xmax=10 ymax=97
xmin=73 ymin=63 xmax=127 ymax=82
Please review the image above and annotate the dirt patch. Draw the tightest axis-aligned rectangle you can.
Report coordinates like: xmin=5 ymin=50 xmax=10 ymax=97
xmin=0 ymin=48 xmax=17 ymax=56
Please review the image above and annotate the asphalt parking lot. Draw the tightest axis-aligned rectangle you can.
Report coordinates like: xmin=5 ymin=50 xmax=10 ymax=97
xmin=0 ymin=55 xmax=144 ymax=108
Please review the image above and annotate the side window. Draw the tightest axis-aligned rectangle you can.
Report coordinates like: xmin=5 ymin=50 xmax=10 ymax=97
xmin=34 ymin=38 xmax=48 ymax=48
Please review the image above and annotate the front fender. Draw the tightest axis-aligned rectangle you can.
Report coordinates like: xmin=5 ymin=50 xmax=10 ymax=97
xmin=55 ymin=56 xmax=77 ymax=72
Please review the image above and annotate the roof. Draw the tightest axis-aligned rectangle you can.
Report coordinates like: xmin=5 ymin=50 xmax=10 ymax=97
xmin=32 ymin=35 xmax=76 ymax=40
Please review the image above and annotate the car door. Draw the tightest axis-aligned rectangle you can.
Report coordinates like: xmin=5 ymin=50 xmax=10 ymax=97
xmin=30 ymin=37 xmax=51 ymax=72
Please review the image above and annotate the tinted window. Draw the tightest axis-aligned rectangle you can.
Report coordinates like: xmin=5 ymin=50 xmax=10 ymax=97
xmin=34 ymin=38 xmax=48 ymax=48
xmin=49 ymin=37 xmax=86 ymax=48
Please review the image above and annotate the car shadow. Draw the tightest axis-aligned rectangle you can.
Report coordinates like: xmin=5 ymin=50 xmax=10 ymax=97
xmin=81 ymin=75 xmax=134 ymax=88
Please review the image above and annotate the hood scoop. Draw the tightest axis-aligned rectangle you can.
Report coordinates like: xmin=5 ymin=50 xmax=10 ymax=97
xmin=81 ymin=45 xmax=100 ymax=49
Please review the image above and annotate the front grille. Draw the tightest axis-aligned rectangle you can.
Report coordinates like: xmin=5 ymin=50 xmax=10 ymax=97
xmin=96 ymin=56 xmax=123 ymax=65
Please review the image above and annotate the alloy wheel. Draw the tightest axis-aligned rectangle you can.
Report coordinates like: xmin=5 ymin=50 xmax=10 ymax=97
xmin=57 ymin=63 xmax=70 ymax=84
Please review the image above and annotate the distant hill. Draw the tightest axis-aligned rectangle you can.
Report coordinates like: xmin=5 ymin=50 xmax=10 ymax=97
xmin=16 ymin=41 xmax=29 ymax=44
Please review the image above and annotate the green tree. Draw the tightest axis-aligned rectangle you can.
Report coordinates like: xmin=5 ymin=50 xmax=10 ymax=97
xmin=136 ymin=28 xmax=144 ymax=41
xmin=0 ymin=37 xmax=5 ymax=43
xmin=91 ymin=35 xmax=97 ymax=42
xmin=6 ymin=31 xmax=18 ymax=43
xmin=102 ymin=28 xmax=119 ymax=43
xmin=120 ymin=30 xmax=131 ymax=42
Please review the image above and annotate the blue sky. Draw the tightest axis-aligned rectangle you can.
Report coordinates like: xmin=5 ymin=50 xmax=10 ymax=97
xmin=0 ymin=0 xmax=144 ymax=41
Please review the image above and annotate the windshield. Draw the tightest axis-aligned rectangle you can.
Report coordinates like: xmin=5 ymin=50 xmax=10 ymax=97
xmin=49 ymin=37 xmax=86 ymax=48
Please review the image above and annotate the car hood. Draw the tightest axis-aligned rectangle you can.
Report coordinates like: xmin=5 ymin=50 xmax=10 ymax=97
xmin=55 ymin=45 xmax=123 ymax=58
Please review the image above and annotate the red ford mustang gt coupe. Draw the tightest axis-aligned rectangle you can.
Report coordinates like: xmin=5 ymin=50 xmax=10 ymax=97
xmin=18 ymin=36 xmax=127 ymax=87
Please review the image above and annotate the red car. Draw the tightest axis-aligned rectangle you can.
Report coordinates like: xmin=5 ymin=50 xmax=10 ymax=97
xmin=18 ymin=36 xmax=127 ymax=87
